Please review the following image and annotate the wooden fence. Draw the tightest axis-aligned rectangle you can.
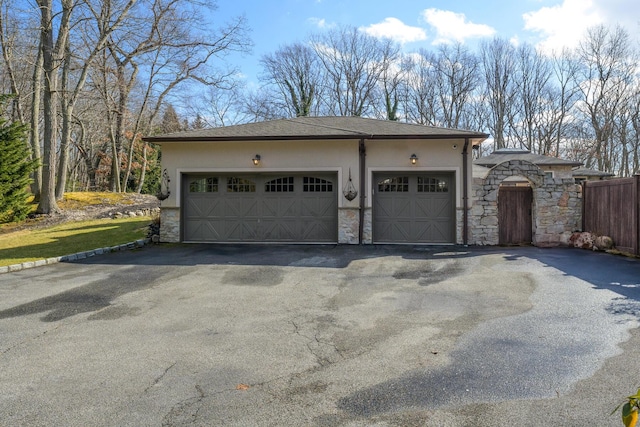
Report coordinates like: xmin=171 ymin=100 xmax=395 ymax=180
xmin=582 ymin=175 xmax=640 ymax=255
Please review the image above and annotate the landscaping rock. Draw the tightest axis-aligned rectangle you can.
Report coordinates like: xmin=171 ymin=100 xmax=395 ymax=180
xmin=570 ymin=231 xmax=594 ymax=250
xmin=569 ymin=232 xmax=614 ymax=251
xmin=594 ymin=235 xmax=614 ymax=250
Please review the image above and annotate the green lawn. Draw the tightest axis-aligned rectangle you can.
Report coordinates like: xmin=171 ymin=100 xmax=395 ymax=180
xmin=0 ymin=216 xmax=152 ymax=267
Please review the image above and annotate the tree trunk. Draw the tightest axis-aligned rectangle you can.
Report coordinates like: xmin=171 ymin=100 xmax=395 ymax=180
xmin=109 ymin=135 xmax=122 ymax=192
xmin=55 ymin=36 xmax=73 ymax=199
xmin=0 ymin=6 xmax=24 ymax=123
xmin=135 ymin=141 xmax=149 ymax=193
xmin=36 ymin=0 xmax=60 ymax=214
xmin=56 ymin=106 xmax=73 ymax=198
xmin=29 ymin=34 xmax=44 ymax=200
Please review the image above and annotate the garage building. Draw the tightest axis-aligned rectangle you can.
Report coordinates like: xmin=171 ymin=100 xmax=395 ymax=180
xmin=144 ymin=116 xmax=488 ymax=245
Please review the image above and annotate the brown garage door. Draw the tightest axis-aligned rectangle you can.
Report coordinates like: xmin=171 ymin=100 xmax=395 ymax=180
xmin=183 ymin=173 xmax=338 ymax=243
xmin=373 ymin=173 xmax=455 ymax=243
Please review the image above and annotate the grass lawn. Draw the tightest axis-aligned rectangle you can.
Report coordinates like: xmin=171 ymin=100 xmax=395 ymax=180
xmin=0 ymin=216 xmax=152 ymax=267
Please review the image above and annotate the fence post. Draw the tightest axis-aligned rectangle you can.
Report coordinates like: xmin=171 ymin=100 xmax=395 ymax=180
xmin=581 ymin=180 xmax=587 ymax=232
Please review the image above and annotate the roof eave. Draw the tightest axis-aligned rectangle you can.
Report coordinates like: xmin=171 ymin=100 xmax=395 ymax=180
xmin=143 ymin=132 xmax=490 ymax=144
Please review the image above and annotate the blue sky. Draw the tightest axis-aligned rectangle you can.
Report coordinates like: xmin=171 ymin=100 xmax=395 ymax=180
xmin=216 ymin=0 xmax=640 ymax=85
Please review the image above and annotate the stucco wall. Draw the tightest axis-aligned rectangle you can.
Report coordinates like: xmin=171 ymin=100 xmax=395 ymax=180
xmin=157 ymin=137 xmax=472 ymax=244
xmin=159 ymin=139 xmax=360 ymax=211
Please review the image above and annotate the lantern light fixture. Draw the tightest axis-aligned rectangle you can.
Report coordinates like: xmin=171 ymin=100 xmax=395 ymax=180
xmin=252 ymin=154 xmax=261 ymax=166
xmin=410 ymin=154 xmax=418 ymax=165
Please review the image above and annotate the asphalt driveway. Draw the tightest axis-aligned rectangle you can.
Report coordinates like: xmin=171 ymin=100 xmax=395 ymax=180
xmin=1 ymin=244 xmax=639 ymax=426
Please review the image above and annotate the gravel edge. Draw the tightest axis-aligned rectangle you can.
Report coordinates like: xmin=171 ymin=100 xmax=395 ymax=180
xmin=0 ymin=238 xmax=152 ymax=274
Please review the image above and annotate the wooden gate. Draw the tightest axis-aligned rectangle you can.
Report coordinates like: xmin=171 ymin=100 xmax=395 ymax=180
xmin=498 ymin=186 xmax=533 ymax=245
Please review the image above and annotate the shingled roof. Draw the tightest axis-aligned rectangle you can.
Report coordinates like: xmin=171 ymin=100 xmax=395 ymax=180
xmin=474 ymin=148 xmax=582 ymax=167
xmin=571 ymin=167 xmax=614 ymax=178
xmin=144 ymin=116 xmax=489 ymax=143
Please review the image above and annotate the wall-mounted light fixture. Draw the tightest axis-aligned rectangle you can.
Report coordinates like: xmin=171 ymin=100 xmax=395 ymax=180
xmin=410 ymin=154 xmax=418 ymax=165
xmin=252 ymin=154 xmax=261 ymax=166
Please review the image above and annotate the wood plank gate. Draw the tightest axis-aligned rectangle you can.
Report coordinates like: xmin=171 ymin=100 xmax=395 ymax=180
xmin=498 ymin=186 xmax=533 ymax=245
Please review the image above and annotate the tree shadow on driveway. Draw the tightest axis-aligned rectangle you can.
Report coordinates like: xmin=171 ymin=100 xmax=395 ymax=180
xmin=497 ymin=246 xmax=640 ymax=317
xmin=0 ymin=265 xmax=171 ymax=322
xmin=78 ymin=243 xmax=639 ymax=292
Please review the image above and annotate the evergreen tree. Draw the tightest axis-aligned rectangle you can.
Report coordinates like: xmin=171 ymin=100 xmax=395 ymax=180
xmin=191 ymin=114 xmax=206 ymax=130
xmin=160 ymin=104 xmax=182 ymax=134
xmin=0 ymin=99 xmax=38 ymax=223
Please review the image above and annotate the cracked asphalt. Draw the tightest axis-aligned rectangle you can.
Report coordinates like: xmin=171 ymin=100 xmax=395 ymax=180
xmin=1 ymin=244 xmax=640 ymax=426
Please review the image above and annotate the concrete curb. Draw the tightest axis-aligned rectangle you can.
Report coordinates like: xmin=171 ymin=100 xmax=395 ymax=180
xmin=0 ymin=238 xmax=152 ymax=274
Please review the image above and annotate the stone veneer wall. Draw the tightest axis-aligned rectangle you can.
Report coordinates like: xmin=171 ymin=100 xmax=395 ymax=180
xmin=159 ymin=207 xmax=180 ymax=243
xmin=362 ymin=208 xmax=373 ymax=244
xmin=338 ymin=208 xmax=360 ymax=244
xmin=471 ymin=160 xmax=582 ymax=246
xmin=533 ymin=180 xmax=582 ymax=245
xmin=160 ymin=206 xmax=363 ymax=244
xmin=456 ymin=208 xmax=469 ymax=245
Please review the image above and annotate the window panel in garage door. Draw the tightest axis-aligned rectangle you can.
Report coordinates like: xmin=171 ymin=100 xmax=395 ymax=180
xmin=373 ymin=173 xmax=455 ymax=244
xmin=374 ymin=176 xmax=412 ymax=242
xmin=301 ymin=176 xmax=337 ymax=241
xmin=261 ymin=176 xmax=297 ymax=240
xmin=224 ymin=177 xmax=259 ymax=241
xmin=184 ymin=176 xmax=224 ymax=241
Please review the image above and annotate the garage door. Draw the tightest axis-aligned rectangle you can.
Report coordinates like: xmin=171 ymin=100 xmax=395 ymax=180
xmin=373 ymin=173 xmax=455 ymax=243
xmin=183 ymin=173 xmax=338 ymax=243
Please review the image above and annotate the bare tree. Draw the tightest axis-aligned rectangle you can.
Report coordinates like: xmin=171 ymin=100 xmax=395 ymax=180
xmin=312 ymin=26 xmax=398 ymax=117
xmin=510 ymin=43 xmax=552 ymax=152
xmin=543 ymin=48 xmax=581 ymax=157
xmin=480 ymin=37 xmax=518 ymax=149
xmin=184 ymin=83 xmax=248 ymax=127
xmin=240 ymin=87 xmax=287 ymax=123
xmin=260 ymin=42 xmax=322 ymax=117
xmin=400 ymin=51 xmax=439 ymax=125
xmin=55 ymin=0 xmax=138 ymax=199
xmin=433 ymin=42 xmax=480 ymax=129
xmin=0 ymin=0 xmax=25 ymax=122
xmin=35 ymin=0 xmax=72 ymax=214
xmin=89 ymin=0 xmax=250 ymax=192
xmin=628 ymin=85 xmax=640 ymax=175
xmin=576 ymin=25 xmax=636 ymax=173
xmin=375 ymin=42 xmax=405 ymax=121
xmin=0 ymin=1 xmax=42 ymax=196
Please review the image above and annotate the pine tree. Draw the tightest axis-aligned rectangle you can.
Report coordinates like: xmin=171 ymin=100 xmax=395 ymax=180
xmin=0 ymin=100 xmax=38 ymax=223
xmin=160 ymin=104 xmax=182 ymax=134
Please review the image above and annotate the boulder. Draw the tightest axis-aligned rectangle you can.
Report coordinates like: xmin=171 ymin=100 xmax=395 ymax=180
xmin=594 ymin=235 xmax=614 ymax=251
xmin=570 ymin=232 xmax=594 ymax=250
xmin=570 ymin=232 xmax=614 ymax=251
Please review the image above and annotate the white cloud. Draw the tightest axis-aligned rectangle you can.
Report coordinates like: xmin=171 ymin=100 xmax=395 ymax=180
xmin=422 ymin=8 xmax=496 ymax=44
xmin=523 ymin=0 xmax=603 ymax=53
xmin=595 ymin=0 xmax=640 ymax=29
xmin=360 ymin=17 xmax=427 ymax=44
xmin=308 ymin=17 xmax=334 ymax=29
